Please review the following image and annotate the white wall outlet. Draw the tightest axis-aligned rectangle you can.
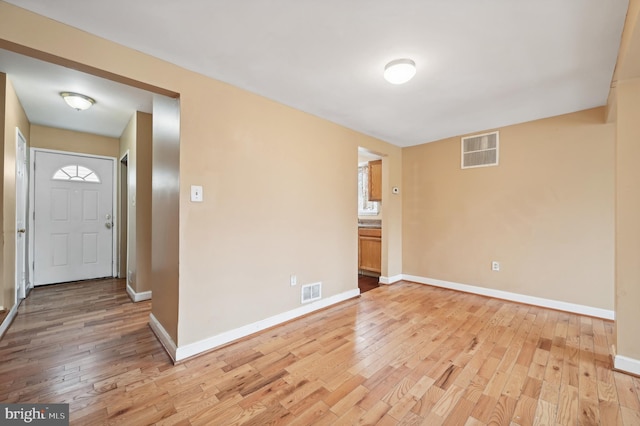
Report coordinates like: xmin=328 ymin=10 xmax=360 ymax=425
xmin=190 ymin=185 xmax=203 ymax=202
xmin=290 ymin=275 xmax=297 ymax=286
xmin=492 ymin=261 xmax=500 ymax=271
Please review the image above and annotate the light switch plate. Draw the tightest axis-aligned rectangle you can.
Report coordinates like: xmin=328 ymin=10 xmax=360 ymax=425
xmin=191 ymin=185 xmax=203 ymax=202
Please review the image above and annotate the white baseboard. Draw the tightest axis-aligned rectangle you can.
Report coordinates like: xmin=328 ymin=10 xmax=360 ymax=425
xmin=149 ymin=313 xmax=177 ymax=363
xmin=175 ymin=289 xmax=360 ymax=361
xmin=0 ymin=302 xmax=20 ymax=340
xmin=126 ymin=284 xmax=152 ymax=302
xmin=379 ymin=274 xmax=403 ymax=285
xmin=403 ymin=274 xmax=615 ymax=320
xmin=615 ymin=355 xmax=640 ymax=376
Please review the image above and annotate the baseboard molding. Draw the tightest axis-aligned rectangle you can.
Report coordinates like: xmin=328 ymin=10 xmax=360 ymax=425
xmin=614 ymin=355 xmax=640 ymax=376
xmin=126 ymin=284 xmax=152 ymax=302
xmin=403 ymin=274 xmax=615 ymax=320
xmin=149 ymin=313 xmax=177 ymax=364
xmin=379 ymin=274 xmax=403 ymax=285
xmin=175 ymin=289 xmax=360 ymax=361
xmin=0 ymin=302 xmax=19 ymax=340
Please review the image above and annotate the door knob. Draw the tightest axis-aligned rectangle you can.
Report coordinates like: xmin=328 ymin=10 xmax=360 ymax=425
xmin=17 ymin=228 xmax=26 ymax=234
xmin=105 ymin=222 xmax=112 ymax=229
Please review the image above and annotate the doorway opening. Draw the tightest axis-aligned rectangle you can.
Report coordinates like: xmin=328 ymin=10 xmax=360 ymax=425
xmin=16 ymin=128 xmax=28 ymax=301
xmin=119 ymin=153 xmax=128 ymax=282
xmin=357 ymin=147 xmax=382 ymax=293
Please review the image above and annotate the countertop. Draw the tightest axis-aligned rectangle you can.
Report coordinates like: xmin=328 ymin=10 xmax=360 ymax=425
xmin=358 ymin=219 xmax=381 ymax=229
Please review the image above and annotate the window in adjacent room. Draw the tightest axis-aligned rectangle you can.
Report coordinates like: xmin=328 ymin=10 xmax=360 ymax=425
xmin=358 ymin=164 xmax=379 ymax=215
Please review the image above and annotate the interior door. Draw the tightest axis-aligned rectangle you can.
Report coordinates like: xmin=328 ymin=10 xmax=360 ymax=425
xmin=16 ymin=129 xmax=27 ymax=300
xmin=33 ymin=150 xmax=114 ymax=285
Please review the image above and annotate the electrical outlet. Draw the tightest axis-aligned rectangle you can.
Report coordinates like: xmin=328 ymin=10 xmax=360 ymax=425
xmin=492 ymin=261 xmax=500 ymax=271
xmin=290 ymin=275 xmax=297 ymax=286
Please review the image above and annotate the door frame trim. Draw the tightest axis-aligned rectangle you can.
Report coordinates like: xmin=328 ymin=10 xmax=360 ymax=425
xmin=29 ymin=148 xmax=119 ymax=284
xmin=15 ymin=127 xmax=28 ymax=301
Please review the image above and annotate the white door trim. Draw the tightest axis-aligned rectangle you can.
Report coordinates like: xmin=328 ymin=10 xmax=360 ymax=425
xmin=28 ymin=148 xmax=119 ymax=283
xmin=15 ymin=128 xmax=28 ymax=301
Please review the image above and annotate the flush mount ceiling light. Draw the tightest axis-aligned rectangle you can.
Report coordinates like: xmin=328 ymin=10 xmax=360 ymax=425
xmin=384 ymin=59 xmax=416 ymax=85
xmin=60 ymin=92 xmax=95 ymax=111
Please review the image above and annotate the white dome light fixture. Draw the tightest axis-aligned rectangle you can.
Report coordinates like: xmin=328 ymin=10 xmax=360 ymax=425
xmin=60 ymin=92 xmax=95 ymax=111
xmin=384 ymin=58 xmax=416 ymax=85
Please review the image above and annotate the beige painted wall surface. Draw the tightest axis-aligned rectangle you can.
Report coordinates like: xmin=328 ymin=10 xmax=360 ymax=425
xmin=2 ymin=74 xmax=29 ymax=312
xmin=152 ymin=95 xmax=180 ymax=343
xmin=403 ymin=108 xmax=614 ymax=310
xmin=30 ymin=125 xmax=119 ymax=158
xmin=0 ymin=2 xmax=402 ymax=348
xmin=118 ymin=111 xmax=152 ymax=296
xmin=615 ymin=78 xmax=640 ymax=360
xmin=136 ymin=112 xmax=152 ymax=294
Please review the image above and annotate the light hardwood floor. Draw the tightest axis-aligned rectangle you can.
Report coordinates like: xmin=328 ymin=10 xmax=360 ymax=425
xmin=1 ymin=278 xmax=639 ymax=425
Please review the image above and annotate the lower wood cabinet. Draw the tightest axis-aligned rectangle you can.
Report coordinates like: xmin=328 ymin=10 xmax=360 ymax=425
xmin=358 ymin=228 xmax=381 ymax=274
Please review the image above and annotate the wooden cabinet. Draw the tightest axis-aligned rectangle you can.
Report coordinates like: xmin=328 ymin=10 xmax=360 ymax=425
xmin=358 ymin=228 xmax=381 ymax=274
xmin=368 ymin=160 xmax=382 ymax=202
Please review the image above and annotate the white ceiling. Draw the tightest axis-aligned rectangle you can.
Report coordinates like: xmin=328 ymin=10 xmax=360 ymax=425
xmin=0 ymin=49 xmax=153 ymax=138
xmin=2 ymin=0 xmax=629 ymax=146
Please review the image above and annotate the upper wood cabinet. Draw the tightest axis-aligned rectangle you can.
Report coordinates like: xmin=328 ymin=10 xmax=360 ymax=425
xmin=368 ymin=159 xmax=382 ymax=202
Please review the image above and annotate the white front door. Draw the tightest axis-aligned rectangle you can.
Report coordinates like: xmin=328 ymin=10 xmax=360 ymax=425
xmin=33 ymin=151 xmax=115 ymax=285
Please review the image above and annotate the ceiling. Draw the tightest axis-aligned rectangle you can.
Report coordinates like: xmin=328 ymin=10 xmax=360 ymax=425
xmin=0 ymin=49 xmax=153 ymax=138
xmin=2 ymin=0 xmax=629 ymax=146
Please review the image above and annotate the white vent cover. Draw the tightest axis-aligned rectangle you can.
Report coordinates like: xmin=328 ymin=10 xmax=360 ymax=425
xmin=461 ymin=131 xmax=499 ymax=169
xmin=301 ymin=282 xmax=321 ymax=303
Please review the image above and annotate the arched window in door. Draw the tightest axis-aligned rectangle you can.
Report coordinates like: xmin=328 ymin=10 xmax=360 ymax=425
xmin=52 ymin=165 xmax=101 ymax=183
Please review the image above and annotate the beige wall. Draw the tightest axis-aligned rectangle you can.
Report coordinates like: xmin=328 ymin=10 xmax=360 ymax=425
xmin=152 ymin=95 xmax=180 ymax=342
xmin=136 ymin=112 xmax=152 ymax=294
xmin=403 ymin=108 xmax=615 ymax=310
xmin=118 ymin=112 xmax=152 ymax=296
xmin=615 ymin=79 xmax=640 ymax=361
xmin=0 ymin=1 xmax=403 ymax=349
xmin=610 ymin=0 xmax=640 ymax=367
xmin=2 ymin=74 xmax=30 ymax=312
xmin=30 ymin=125 xmax=119 ymax=157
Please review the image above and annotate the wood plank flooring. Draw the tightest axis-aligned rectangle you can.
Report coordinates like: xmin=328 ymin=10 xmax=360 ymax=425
xmin=1 ymin=278 xmax=639 ymax=425
xmin=358 ymin=275 xmax=380 ymax=293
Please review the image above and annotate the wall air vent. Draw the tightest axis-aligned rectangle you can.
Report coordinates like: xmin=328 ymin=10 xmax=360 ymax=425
xmin=461 ymin=131 xmax=499 ymax=169
xmin=301 ymin=282 xmax=322 ymax=304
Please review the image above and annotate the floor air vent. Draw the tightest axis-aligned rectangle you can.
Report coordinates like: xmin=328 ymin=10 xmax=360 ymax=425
xmin=461 ymin=131 xmax=499 ymax=169
xmin=301 ymin=282 xmax=321 ymax=303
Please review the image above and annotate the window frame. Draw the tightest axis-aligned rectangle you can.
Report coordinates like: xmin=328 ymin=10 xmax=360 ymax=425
xmin=358 ymin=164 xmax=380 ymax=216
